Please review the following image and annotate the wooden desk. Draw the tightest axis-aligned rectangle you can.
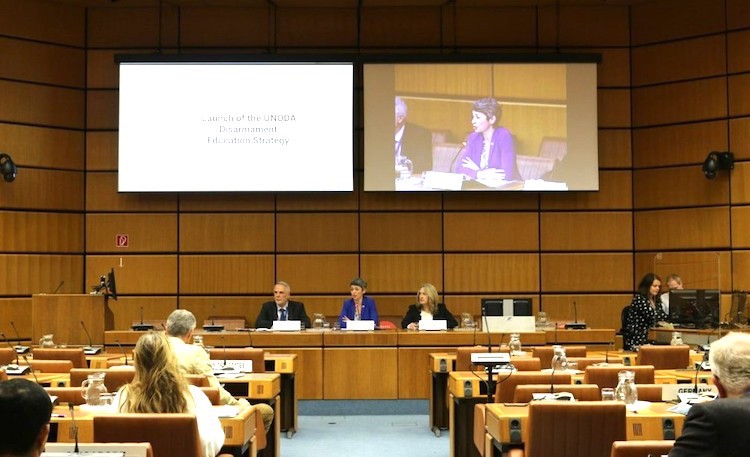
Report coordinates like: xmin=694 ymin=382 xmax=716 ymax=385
xmin=219 ymin=373 xmax=280 ymax=457
xmin=50 ymin=404 xmax=257 ymax=457
xmin=484 ymin=402 xmax=685 ymax=455
xmin=656 ymin=369 xmax=714 ymax=385
xmin=265 ymin=354 xmax=297 ymax=438
xmin=429 ymin=353 xmax=456 ymax=436
xmin=323 ymin=331 xmax=399 ymax=399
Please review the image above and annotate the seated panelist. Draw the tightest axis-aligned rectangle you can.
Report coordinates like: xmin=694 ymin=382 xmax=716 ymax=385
xmin=401 ymin=283 xmax=458 ymax=330
xmin=255 ymin=281 xmax=311 ymax=329
xmin=338 ymin=277 xmax=379 ymax=329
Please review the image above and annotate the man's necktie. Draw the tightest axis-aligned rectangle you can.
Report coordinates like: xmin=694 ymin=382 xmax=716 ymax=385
xmin=280 ymin=308 xmax=287 ymax=321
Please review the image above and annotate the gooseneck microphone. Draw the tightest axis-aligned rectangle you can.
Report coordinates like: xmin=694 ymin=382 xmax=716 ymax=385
xmin=69 ymin=403 xmax=80 ymax=453
xmin=10 ymin=321 xmax=29 ymax=354
xmin=52 ymin=280 xmax=64 ymax=294
xmin=115 ymin=340 xmax=129 ymax=366
xmin=22 ymin=355 xmax=39 ymax=384
xmin=1 ymin=332 xmax=19 ymax=365
xmin=2 ymin=334 xmax=30 ymax=374
xmin=449 ymin=141 xmax=467 ymax=173
xmin=605 ymin=341 xmax=613 ymax=365
xmin=80 ymin=321 xmax=102 ymax=354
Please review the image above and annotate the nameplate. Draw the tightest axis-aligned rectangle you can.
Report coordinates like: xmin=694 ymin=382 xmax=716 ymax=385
xmin=422 ymin=171 xmax=464 ymax=190
xmin=210 ymin=359 xmax=253 ymax=373
xmin=271 ymin=320 xmax=301 ymax=331
xmin=661 ymin=383 xmax=718 ymax=402
xmin=418 ymin=320 xmax=448 ymax=331
xmin=345 ymin=320 xmax=375 ymax=331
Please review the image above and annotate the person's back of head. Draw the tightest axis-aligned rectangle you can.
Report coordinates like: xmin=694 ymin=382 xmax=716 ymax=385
xmin=709 ymin=332 xmax=750 ymax=397
xmin=166 ymin=309 xmax=196 ymax=338
xmin=0 ymin=378 xmax=53 ymax=457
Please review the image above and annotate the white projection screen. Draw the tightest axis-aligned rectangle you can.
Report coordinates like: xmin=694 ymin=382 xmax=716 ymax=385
xmin=117 ymin=60 xmax=354 ymax=192
xmin=363 ymin=58 xmax=600 ymax=191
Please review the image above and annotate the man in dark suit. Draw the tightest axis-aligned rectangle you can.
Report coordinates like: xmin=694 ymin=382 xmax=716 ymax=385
xmin=669 ymin=332 xmax=750 ymax=457
xmin=395 ymin=96 xmax=433 ymax=175
xmin=255 ymin=281 xmax=311 ymax=329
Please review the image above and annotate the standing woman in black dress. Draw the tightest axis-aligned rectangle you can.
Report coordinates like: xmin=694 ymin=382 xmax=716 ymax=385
xmin=625 ymin=273 xmax=669 ymax=350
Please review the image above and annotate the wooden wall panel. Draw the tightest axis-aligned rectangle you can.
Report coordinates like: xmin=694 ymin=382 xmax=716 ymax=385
xmin=86 ymin=131 xmax=118 ymax=171
xmin=361 ymin=254 xmax=443 ymax=293
xmin=731 ymin=162 xmax=750 ymax=204
xmin=728 ymin=74 xmax=750 ymax=117
xmin=596 ymin=49 xmax=630 ymax=88
xmin=361 ymin=7 xmax=441 ymax=47
xmin=87 ymin=7 xmax=164 ymax=47
xmin=547 ymin=6 xmax=630 ymax=47
xmin=86 ymin=214 xmax=177 ymax=253
xmin=0 ymin=37 xmax=85 ymax=87
xmin=445 ymin=254 xmax=539 ymax=293
xmin=360 ymin=192 xmax=441 ymax=211
xmin=443 ymin=192 xmax=539 ymax=211
xmin=732 ymin=206 xmax=750 ymax=248
xmin=732 ymin=251 xmax=750 ymax=291
xmin=631 ymin=35 xmax=726 ymax=86
xmin=727 ymin=0 xmax=750 ymax=29
xmin=87 ymin=90 xmax=118 ymax=130
xmin=443 ymin=212 xmax=538 ymax=252
xmin=278 ymin=213 xmax=358 ymax=252
xmin=727 ymin=30 xmax=750 ymax=74
xmin=179 ymin=255 xmax=273 ymax=294
xmin=86 ymin=50 xmax=120 ymax=89
xmin=541 ymin=253 xmax=633 ymax=292
xmin=276 ymin=7 xmax=357 ymax=47
xmin=0 ymin=1 xmax=84 ymax=46
xmin=0 ymin=298 xmax=33 ymax=340
xmin=179 ymin=7 xmax=270 ymax=48
xmin=373 ymin=295 xmax=425 ymax=321
xmin=542 ymin=294 xmax=631 ymax=331
xmin=630 ymin=0 xmax=725 ymax=46
xmin=633 ymin=166 xmax=729 ymax=210
xmin=276 ymin=254 xmax=358 ymax=294
xmin=632 ymin=78 xmax=727 ymax=127
xmin=730 ymin=118 xmax=750 ymax=161
xmin=0 ymin=80 xmax=84 ymax=128
xmin=632 ymin=121 xmax=728 ymax=168
xmin=0 ymin=212 xmax=83 ymax=252
xmin=0 ymin=169 xmax=83 ymax=211
xmin=180 ymin=213 xmax=274 ymax=252
xmin=598 ymin=89 xmax=631 ymax=128
xmin=540 ymin=212 xmax=632 ymax=251
xmin=179 ymin=194 xmax=275 ymax=212
xmin=453 ymin=7 xmax=537 ymax=47
xmin=87 ymin=255 xmax=177 ymax=295
xmin=637 ymin=251 xmax=731 ymax=292
xmin=634 ymin=207 xmax=730 ymax=251
xmin=294 ymin=296 xmax=346 ymax=318
xmin=109 ymin=296 xmax=177 ymax=330
xmin=361 ymin=213 xmax=442 ymax=252
xmin=86 ymin=172 xmax=177 ymax=212
xmin=541 ymin=170 xmax=632 ymax=210
xmin=277 ymin=192 xmax=358 ymax=211
xmin=0 ymin=254 xmax=83 ymax=295
xmin=598 ymin=130 xmax=632 ymax=169
xmin=0 ymin=124 xmax=83 ymax=170
xmin=177 ymin=296 xmax=266 ymax=329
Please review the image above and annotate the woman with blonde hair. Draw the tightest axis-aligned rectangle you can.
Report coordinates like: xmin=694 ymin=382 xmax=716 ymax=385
xmin=113 ymin=332 xmax=224 ymax=457
xmin=401 ymin=283 xmax=458 ymax=330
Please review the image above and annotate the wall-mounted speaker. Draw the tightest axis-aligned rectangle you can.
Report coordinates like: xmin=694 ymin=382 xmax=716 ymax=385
xmin=509 ymin=418 xmax=522 ymax=443
xmin=463 ymin=380 xmax=473 ymax=397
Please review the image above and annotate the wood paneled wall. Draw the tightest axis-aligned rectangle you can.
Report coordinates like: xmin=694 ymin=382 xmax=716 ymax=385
xmin=1 ymin=0 xmax=748 ymax=338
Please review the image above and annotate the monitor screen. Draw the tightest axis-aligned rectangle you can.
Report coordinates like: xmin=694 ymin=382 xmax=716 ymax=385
xmin=668 ymin=289 xmax=719 ymax=328
xmin=117 ymin=59 xmax=354 ymax=192
xmin=106 ymin=268 xmax=118 ymax=300
xmin=481 ymin=298 xmax=533 ymax=317
xmin=363 ymin=58 xmax=599 ymax=191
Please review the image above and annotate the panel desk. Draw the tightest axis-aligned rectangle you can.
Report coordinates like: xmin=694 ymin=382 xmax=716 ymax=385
xmin=264 ymin=353 xmax=298 ymax=437
xmin=49 ymin=403 xmax=258 ymax=457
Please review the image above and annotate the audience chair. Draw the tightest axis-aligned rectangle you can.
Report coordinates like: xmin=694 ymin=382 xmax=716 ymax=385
xmin=29 ymin=359 xmax=74 ymax=373
xmin=198 ymin=387 xmax=221 ymax=405
xmin=0 ymin=368 xmax=7 ymax=381
xmin=513 ymin=384 xmax=602 ymax=403
xmin=0 ymin=347 xmax=15 ymax=365
xmin=45 ymin=387 xmax=86 ymax=406
xmin=532 ymin=345 xmax=587 ymax=368
xmin=208 ymin=347 xmax=266 ymax=373
xmin=70 ymin=368 xmax=135 ymax=392
xmin=94 ymin=413 xmax=232 ymax=457
xmin=508 ymin=402 xmax=627 ymax=457
xmin=509 ymin=357 xmax=542 ymax=371
xmin=567 ymin=357 xmax=607 ymax=370
xmin=610 ymin=440 xmax=675 ymax=457
xmin=583 ymin=365 xmax=655 ymax=389
xmin=456 ymin=346 xmax=491 ymax=372
xmin=631 ymin=384 xmax=664 ymax=402
xmin=33 ymin=348 xmax=88 ymax=368
xmin=378 ymin=320 xmax=398 ymax=329
xmin=638 ymin=345 xmax=691 ymax=369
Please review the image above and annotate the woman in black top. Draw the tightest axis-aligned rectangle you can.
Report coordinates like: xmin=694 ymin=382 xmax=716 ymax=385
xmin=401 ymin=283 xmax=458 ymax=330
xmin=625 ymin=273 xmax=668 ymax=350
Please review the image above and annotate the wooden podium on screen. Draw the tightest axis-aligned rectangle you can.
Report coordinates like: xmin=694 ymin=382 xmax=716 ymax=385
xmin=31 ymin=294 xmax=114 ymax=346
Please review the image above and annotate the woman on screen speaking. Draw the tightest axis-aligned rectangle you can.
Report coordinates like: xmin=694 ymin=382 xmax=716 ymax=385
xmin=401 ymin=283 xmax=458 ymax=330
xmin=624 ymin=273 xmax=669 ymax=351
xmin=454 ymin=97 xmax=520 ymax=182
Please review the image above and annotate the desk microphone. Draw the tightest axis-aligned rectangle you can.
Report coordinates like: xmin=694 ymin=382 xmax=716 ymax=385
xmin=203 ymin=305 xmax=224 ymax=332
xmin=550 ymin=355 xmax=557 ymax=395
xmin=52 ymin=280 xmax=64 ymax=294
xmin=1 ymin=333 xmax=30 ymax=375
xmin=115 ymin=340 xmax=129 ymax=366
xmin=22 ymin=355 xmax=39 ymax=384
xmin=68 ymin=403 xmax=80 ymax=453
xmin=604 ymin=341 xmax=613 ymax=365
xmin=448 ymin=141 xmax=467 ymax=173
xmin=80 ymin=321 xmax=101 ymax=354
xmin=220 ymin=334 xmax=231 ymax=370
xmin=693 ymin=360 xmax=701 ymax=394
xmin=10 ymin=321 xmax=29 ymax=354
xmin=1 ymin=332 xmax=20 ymax=365
xmin=132 ymin=306 xmax=155 ymax=331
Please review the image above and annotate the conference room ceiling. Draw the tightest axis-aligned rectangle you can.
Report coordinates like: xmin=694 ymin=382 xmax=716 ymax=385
xmin=47 ymin=0 xmax=654 ymax=8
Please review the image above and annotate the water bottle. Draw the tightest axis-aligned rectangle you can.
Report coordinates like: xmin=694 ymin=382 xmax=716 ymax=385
xmin=670 ymin=332 xmax=684 ymax=346
xmin=509 ymin=333 xmax=523 ymax=356
xmin=615 ymin=370 xmax=638 ymax=404
xmin=551 ymin=345 xmax=567 ymax=371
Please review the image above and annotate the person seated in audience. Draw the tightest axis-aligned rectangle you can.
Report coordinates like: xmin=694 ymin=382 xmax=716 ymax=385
xmin=624 ymin=272 xmax=668 ymax=351
xmin=0 ymin=378 xmax=53 ymax=457
xmin=395 ymin=96 xmax=433 ymax=175
xmin=401 ymin=283 xmax=458 ymax=330
xmin=112 ymin=332 xmax=224 ymax=457
xmin=659 ymin=273 xmax=683 ymax=315
xmin=165 ymin=309 xmax=274 ymax=433
xmin=255 ymin=281 xmax=311 ymax=329
xmin=453 ymin=97 xmax=520 ymax=182
xmin=338 ymin=277 xmax=379 ymax=329
xmin=668 ymin=332 xmax=750 ymax=457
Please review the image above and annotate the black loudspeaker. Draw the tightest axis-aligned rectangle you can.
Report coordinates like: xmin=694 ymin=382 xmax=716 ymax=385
xmin=662 ymin=418 xmax=675 ymax=440
xmin=463 ymin=380 xmax=473 ymax=397
xmin=509 ymin=418 xmax=522 ymax=443
xmin=623 ymin=356 xmax=633 ymax=366
xmin=439 ymin=358 xmax=447 ymax=373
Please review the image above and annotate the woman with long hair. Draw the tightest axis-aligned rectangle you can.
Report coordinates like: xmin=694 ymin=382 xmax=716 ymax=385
xmin=113 ymin=332 xmax=224 ymax=457
xmin=401 ymin=283 xmax=458 ymax=330
xmin=625 ymin=273 xmax=669 ymax=351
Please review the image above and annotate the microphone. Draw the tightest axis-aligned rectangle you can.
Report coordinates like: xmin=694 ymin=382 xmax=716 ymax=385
xmin=22 ymin=355 xmax=39 ymax=384
xmin=449 ymin=141 xmax=467 ymax=173
xmin=1 ymin=332 xmax=20 ymax=365
xmin=9 ymin=321 xmax=29 ymax=354
xmin=1 ymin=333 xmax=30 ymax=374
xmin=80 ymin=321 xmax=102 ymax=354
xmin=115 ymin=340 xmax=129 ymax=366
xmin=202 ymin=304 xmax=224 ymax=332
xmin=604 ymin=341 xmax=613 ymax=365
xmin=132 ymin=307 xmax=154 ymax=331
xmin=693 ymin=359 xmax=701 ymax=394
xmin=69 ymin=403 xmax=80 ymax=454
xmin=565 ymin=301 xmax=587 ymax=329
xmin=550 ymin=356 xmax=556 ymax=395
xmin=52 ymin=280 xmax=64 ymax=294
